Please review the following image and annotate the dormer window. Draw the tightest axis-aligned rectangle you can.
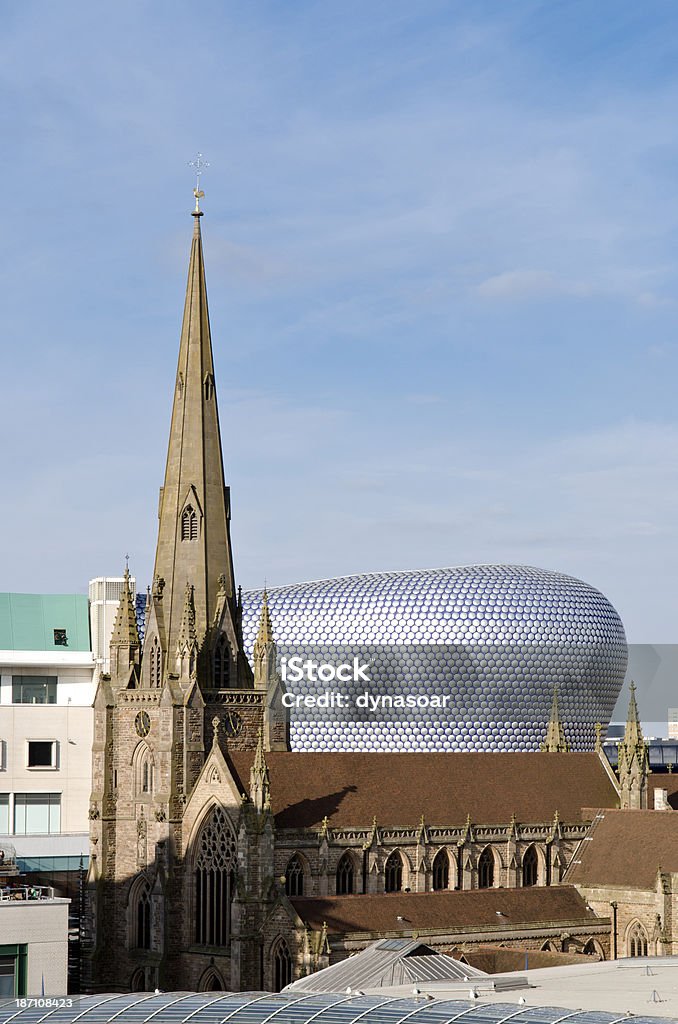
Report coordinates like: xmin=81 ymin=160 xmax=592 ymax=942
xmin=181 ymin=505 xmax=198 ymax=541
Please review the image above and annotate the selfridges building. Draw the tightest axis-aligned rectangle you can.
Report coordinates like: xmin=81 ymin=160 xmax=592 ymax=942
xmin=242 ymin=564 xmax=627 ymax=752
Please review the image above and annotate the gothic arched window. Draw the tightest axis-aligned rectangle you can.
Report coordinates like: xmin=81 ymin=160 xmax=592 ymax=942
xmin=478 ymin=847 xmax=495 ymax=889
xmin=272 ymin=937 xmax=292 ymax=992
xmin=628 ymin=921 xmax=649 ymax=957
xmin=583 ymin=938 xmax=604 ymax=959
xmin=522 ymin=845 xmax=538 ymax=887
xmin=285 ymin=855 xmax=304 ymax=898
xmin=213 ymin=635 xmax=230 ymax=688
xmin=130 ymin=968 xmax=146 ymax=992
xmin=432 ymin=849 xmax=449 ymax=891
xmin=336 ymin=852 xmax=355 ymax=895
xmin=133 ymin=743 xmax=154 ymax=797
xmin=181 ymin=505 xmax=198 ymax=541
xmin=194 ymin=805 xmax=237 ymax=947
xmin=136 ymin=882 xmax=151 ymax=949
xmin=149 ymin=637 xmax=161 ymax=688
xmin=384 ymin=851 xmax=403 ymax=893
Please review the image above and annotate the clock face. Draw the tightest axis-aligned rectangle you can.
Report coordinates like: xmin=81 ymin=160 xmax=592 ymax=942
xmin=224 ymin=711 xmax=242 ymax=737
xmin=135 ymin=711 xmax=151 ymax=738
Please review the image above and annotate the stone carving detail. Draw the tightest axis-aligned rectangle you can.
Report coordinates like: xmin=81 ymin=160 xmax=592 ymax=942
xmin=189 ymin=708 xmax=202 ymax=742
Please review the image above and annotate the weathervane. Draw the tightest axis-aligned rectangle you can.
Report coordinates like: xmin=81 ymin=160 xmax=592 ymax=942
xmin=188 ymin=152 xmax=209 ymax=213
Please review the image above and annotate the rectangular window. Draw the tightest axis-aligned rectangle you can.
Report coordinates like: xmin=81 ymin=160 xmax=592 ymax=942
xmin=27 ymin=741 xmax=58 ymax=769
xmin=0 ymin=955 xmax=16 ymax=998
xmin=12 ymin=677 xmax=57 ymax=704
xmin=0 ymin=795 xmax=8 ymax=834
xmin=0 ymin=946 xmax=28 ymax=997
xmin=13 ymin=793 xmax=61 ymax=835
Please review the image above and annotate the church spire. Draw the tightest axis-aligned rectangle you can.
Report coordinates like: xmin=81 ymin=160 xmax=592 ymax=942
xmin=540 ymin=685 xmax=569 ymax=752
xmin=110 ymin=566 xmax=140 ymax=648
xmin=622 ymin=680 xmax=643 ymax=750
xmin=254 ymin=588 xmax=274 ymax=652
xmin=109 ymin=566 xmax=140 ymax=685
xmin=249 ymin=728 xmax=271 ymax=812
xmin=617 ymin=681 xmax=649 ymax=809
xmin=142 ymin=194 xmax=245 ymax=689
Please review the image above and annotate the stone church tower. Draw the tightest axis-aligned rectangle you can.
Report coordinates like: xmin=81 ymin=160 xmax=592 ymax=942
xmin=85 ymin=195 xmax=288 ymax=993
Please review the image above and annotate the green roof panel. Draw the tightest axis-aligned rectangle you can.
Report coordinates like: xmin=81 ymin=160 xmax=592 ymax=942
xmin=0 ymin=593 xmax=91 ymax=652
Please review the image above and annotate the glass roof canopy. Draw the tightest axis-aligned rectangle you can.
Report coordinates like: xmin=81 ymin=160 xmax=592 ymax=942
xmin=0 ymin=993 xmax=674 ymax=1024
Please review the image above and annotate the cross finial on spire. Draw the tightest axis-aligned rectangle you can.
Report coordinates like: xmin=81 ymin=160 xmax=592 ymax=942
xmin=188 ymin=152 xmax=209 ymax=215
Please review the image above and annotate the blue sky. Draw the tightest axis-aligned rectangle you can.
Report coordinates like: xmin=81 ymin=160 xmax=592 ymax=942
xmin=3 ymin=1 xmax=678 ymax=645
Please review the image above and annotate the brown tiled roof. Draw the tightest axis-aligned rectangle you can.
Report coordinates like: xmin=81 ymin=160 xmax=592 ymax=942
xmin=567 ymin=809 xmax=678 ymax=889
xmin=228 ymin=751 xmax=618 ymax=828
xmin=291 ymin=885 xmax=600 ymax=935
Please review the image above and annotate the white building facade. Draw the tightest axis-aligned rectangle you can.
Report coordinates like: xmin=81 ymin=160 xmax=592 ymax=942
xmin=0 ymin=594 xmax=95 ymax=865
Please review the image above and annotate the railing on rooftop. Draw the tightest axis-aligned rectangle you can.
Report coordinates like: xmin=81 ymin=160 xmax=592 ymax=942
xmin=0 ymin=884 xmax=56 ymax=902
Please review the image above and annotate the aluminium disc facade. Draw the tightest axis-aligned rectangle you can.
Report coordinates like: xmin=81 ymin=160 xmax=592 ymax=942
xmin=242 ymin=564 xmax=627 ymax=752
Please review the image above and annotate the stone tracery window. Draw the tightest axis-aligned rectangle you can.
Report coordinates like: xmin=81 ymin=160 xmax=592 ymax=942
xmin=628 ymin=921 xmax=649 ymax=957
xmin=336 ymin=852 xmax=354 ymax=895
xmin=194 ymin=805 xmax=237 ymax=947
xmin=285 ymin=854 xmax=304 ymax=897
xmin=432 ymin=849 xmax=449 ymax=891
xmin=384 ymin=850 xmax=403 ymax=893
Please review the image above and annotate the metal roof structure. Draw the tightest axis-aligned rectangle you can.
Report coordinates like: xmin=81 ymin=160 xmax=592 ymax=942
xmin=0 ymin=993 xmax=675 ymax=1024
xmin=284 ymin=939 xmax=487 ymax=993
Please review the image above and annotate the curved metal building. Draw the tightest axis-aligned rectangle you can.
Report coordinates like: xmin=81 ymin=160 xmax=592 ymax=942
xmin=242 ymin=565 xmax=627 ymax=753
xmin=0 ymin=993 xmax=672 ymax=1024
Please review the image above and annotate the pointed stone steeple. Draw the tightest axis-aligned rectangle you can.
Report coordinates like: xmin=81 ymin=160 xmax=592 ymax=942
xmin=540 ymin=686 xmax=570 ymax=752
xmin=252 ymin=589 xmax=289 ymax=751
xmin=253 ymin=588 xmax=274 ymax=653
xmin=618 ymin=681 xmax=649 ymax=808
xmin=141 ymin=200 xmax=247 ymax=691
xmin=622 ymin=680 xmax=643 ymax=749
xmin=249 ymin=729 xmax=271 ymax=812
xmin=176 ymin=582 xmax=198 ymax=681
xmin=109 ymin=566 xmax=140 ymax=685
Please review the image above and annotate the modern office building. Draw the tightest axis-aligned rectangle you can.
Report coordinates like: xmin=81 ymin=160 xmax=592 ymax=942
xmin=0 ymin=594 xmax=92 ymax=992
xmin=89 ymin=577 xmax=137 ymax=677
xmin=0 ymin=854 xmax=69 ymax=998
xmin=0 ymin=593 xmax=94 ymax=864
